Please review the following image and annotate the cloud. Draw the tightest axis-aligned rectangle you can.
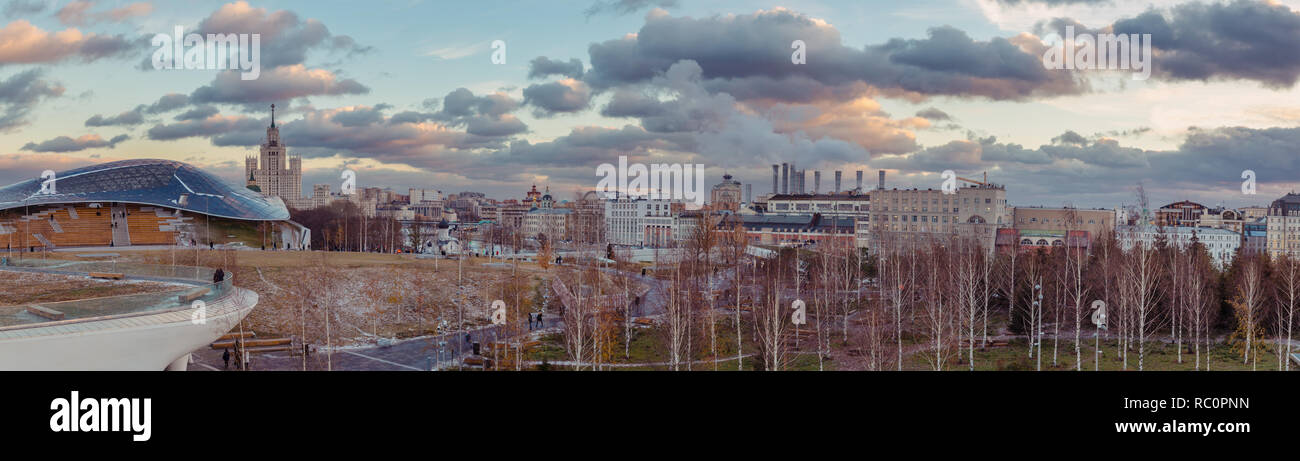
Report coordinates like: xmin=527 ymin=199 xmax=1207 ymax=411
xmin=3 ymin=0 xmax=46 ymax=17
xmin=0 ymin=69 xmax=63 ymax=131
xmin=1037 ymin=1 xmax=1300 ymax=88
xmin=583 ymin=0 xmax=678 ymax=18
xmin=528 ymin=56 xmax=585 ymax=79
xmin=582 ymin=9 xmax=1082 ymax=101
xmin=0 ymin=19 xmax=135 ymax=65
xmin=915 ymin=107 xmax=952 ymax=121
xmin=523 ymin=78 xmax=592 ymax=116
xmin=394 ymin=88 xmax=528 ymax=137
xmin=191 ymin=1 xmax=369 ymax=69
xmin=22 ymin=133 xmax=127 ymax=152
xmin=188 ymin=65 xmax=369 ymax=104
xmin=55 ymin=1 xmax=151 ymax=26
xmin=84 ymin=93 xmax=191 ymax=127
xmin=146 ymin=113 xmax=263 ymax=141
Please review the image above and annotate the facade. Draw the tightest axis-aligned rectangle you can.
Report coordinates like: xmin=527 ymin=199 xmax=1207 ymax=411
xmin=1011 ymin=207 xmax=1114 ymax=246
xmin=0 ymin=159 xmax=308 ymax=250
xmin=523 ymin=189 xmax=571 ymax=240
xmin=869 ymin=183 xmax=1007 ymax=251
xmin=604 ymin=196 xmax=680 ymax=247
xmin=1155 ymin=200 xmax=1206 ymax=228
xmin=1266 ymin=192 xmax=1300 ymax=259
xmin=1116 ymin=225 xmax=1240 ymax=268
xmin=245 ymin=105 xmax=303 ymax=208
xmin=1196 ymin=207 xmax=1244 ymax=233
xmin=1243 ymin=219 xmax=1267 ymax=256
xmin=723 ymin=213 xmax=856 ymax=247
xmin=710 ymin=174 xmax=743 ymax=212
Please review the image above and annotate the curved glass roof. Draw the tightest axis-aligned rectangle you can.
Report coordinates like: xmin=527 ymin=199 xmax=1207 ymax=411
xmin=0 ymin=159 xmax=289 ymax=221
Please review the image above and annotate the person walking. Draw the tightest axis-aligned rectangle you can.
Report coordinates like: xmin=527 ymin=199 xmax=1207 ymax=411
xmin=222 ymin=348 xmax=230 ymax=369
xmin=213 ymin=268 xmax=225 ymax=284
xmin=537 ymin=313 xmax=544 ymax=329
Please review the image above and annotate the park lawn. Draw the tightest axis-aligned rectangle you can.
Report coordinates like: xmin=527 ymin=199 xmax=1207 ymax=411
xmin=902 ymin=338 xmax=1292 ymax=371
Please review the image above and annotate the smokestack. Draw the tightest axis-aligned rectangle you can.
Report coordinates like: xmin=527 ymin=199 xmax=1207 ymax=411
xmin=856 ymin=170 xmax=863 ymax=190
xmin=772 ymin=164 xmax=779 ymax=194
xmin=814 ymin=171 xmax=821 ymax=194
xmin=878 ymin=170 xmax=886 ymax=190
xmin=834 ymin=171 xmax=842 ymax=193
xmin=744 ymin=184 xmax=752 ymax=203
xmin=781 ymin=163 xmax=789 ymax=194
xmin=798 ymin=169 xmax=807 ymax=194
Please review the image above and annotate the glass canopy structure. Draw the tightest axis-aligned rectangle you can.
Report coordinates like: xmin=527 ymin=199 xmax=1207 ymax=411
xmin=0 ymin=159 xmax=289 ymax=221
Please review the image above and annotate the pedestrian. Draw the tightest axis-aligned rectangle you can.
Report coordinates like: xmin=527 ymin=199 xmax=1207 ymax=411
xmin=465 ymin=332 xmax=471 ymax=344
xmin=528 ymin=312 xmax=535 ymax=330
xmin=537 ymin=313 xmax=544 ymax=328
xmin=213 ymin=268 xmax=224 ymax=284
xmin=222 ymin=348 xmax=230 ymax=369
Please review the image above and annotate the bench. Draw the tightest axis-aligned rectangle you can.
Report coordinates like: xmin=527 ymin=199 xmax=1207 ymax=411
xmin=88 ymin=272 xmax=124 ymax=280
xmin=26 ymin=305 xmax=64 ymax=321
xmin=211 ymin=337 xmax=291 ymax=349
xmin=178 ymin=287 xmax=210 ymax=303
xmin=463 ymin=356 xmax=494 ymax=367
xmin=634 ymin=317 xmax=655 ymax=326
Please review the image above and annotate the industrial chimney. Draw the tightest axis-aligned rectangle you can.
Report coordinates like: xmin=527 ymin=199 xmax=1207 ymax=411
xmin=856 ymin=170 xmax=863 ymax=191
xmin=878 ymin=170 xmax=885 ymax=190
xmin=771 ymin=164 xmax=779 ymax=194
xmin=834 ymin=171 xmax=842 ymax=193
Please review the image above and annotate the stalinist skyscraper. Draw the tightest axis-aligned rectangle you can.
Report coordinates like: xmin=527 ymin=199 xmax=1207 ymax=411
xmin=245 ymin=104 xmax=303 ymax=206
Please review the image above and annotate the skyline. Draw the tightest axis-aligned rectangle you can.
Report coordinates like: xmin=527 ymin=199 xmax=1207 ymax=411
xmin=0 ymin=0 xmax=1298 ymax=209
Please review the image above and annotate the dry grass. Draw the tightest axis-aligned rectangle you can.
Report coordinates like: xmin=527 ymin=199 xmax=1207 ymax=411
xmin=0 ymin=270 xmax=173 ymax=306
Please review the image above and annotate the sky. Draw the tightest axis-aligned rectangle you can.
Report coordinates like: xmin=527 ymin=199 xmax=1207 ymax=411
xmin=1 ymin=0 xmax=1299 ymax=210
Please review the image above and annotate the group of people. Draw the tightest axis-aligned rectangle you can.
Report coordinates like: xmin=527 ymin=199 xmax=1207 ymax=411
xmin=528 ymin=312 xmax=545 ymax=330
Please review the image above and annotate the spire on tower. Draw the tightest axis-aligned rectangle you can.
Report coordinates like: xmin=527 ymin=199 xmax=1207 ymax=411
xmin=270 ymin=104 xmax=276 ymax=127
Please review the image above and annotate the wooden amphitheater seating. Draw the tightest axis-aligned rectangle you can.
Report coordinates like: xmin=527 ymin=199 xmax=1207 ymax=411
xmin=47 ymin=206 xmax=111 ymax=247
xmin=124 ymin=206 xmax=177 ymax=245
xmin=0 ymin=206 xmax=114 ymax=248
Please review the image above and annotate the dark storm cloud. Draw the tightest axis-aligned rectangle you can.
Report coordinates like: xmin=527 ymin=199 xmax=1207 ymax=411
xmin=582 ymin=9 xmax=1081 ymax=101
xmin=22 ymin=133 xmax=128 ymax=152
xmin=528 ymin=56 xmax=585 ymax=80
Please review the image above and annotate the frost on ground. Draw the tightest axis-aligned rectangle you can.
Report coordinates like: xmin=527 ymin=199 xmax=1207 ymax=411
xmin=0 ymin=270 xmax=175 ymax=306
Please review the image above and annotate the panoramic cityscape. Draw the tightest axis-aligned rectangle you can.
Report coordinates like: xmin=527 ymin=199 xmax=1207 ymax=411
xmin=0 ymin=0 xmax=1295 ymax=445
